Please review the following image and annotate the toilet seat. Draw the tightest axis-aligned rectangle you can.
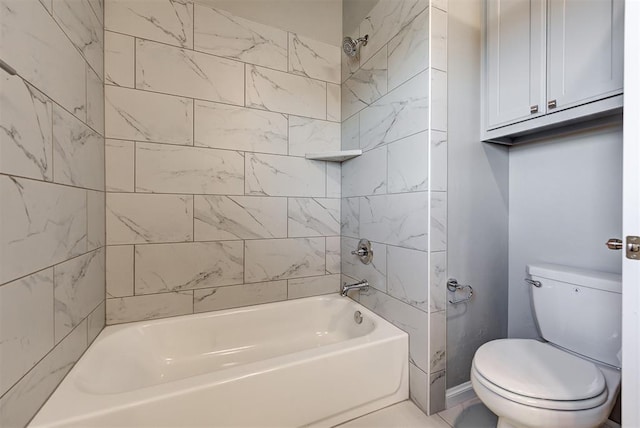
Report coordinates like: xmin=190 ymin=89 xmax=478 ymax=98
xmin=472 ymin=339 xmax=608 ymax=411
xmin=471 ymin=364 xmax=608 ymax=411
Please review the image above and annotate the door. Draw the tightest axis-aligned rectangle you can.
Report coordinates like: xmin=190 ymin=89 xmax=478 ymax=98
xmin=622 ymin=0 xmax=640 ymax=426
xmin=485 ymin=0 xmax=546 ymax=129
xmin=547 ymin=0 xmax=624 ymax=113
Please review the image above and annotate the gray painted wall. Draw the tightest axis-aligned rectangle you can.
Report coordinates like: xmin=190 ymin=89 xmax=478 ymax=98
xmin=446 ymin=0 xmax=510 ymax=389
xmin=508 ymin=125 xmax=623 ymax=339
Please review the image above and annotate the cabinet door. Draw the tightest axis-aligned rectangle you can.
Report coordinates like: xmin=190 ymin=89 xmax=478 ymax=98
xmin=485 ymin=0 xmax=546 ymax=130
xmin=547 ymin=0 xmax=624 ymax=112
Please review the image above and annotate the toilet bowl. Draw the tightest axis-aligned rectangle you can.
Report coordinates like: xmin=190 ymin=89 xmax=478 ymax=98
xmin=471 ymin=339 xmax=620 ymax=428
xmin=470 ymin=264 xmax=622 ymax=428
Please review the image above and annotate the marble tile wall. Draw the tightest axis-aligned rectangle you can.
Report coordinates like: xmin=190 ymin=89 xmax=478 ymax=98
xmin=104 ymin=0 xmax=342 ymax=325
xmin=0 ymin=1 xmax=105 ymax=426
xmin=340 ymin=0 xmax=448 ymax=416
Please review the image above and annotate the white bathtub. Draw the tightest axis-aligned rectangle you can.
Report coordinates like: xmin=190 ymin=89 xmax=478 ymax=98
xmin=30 ymin=295 xmax=408 ymax=427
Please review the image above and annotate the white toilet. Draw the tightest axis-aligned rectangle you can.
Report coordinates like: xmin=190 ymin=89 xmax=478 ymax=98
xmin=471 ymin=264 xmax=622 ymax=428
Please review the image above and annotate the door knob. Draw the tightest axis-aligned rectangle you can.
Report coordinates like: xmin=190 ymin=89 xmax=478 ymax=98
xmin=606 ymin=238 xmax=623 ymax=250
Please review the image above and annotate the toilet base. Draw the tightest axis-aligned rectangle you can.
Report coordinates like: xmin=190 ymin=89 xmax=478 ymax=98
xmin=496 ymin=418 xmax=519 ymax=428
xmin=471 ymin=367 xmax=616 ymax=428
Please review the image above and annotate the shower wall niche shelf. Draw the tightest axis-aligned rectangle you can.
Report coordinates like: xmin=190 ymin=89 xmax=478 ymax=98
xmin=305 ymin=150 xmax=362 ymax=162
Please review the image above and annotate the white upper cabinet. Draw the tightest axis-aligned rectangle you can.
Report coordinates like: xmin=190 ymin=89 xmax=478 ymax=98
xmin=483 ymin=0 xmax=624 ymax=142
xmin=547 ymin=0 xmax=624 ymax=112
xmin=485 ymin=0 xmax=546 ymax=129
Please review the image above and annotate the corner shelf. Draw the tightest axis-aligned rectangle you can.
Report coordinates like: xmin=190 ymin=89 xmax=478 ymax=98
xmin=305 ymin=150 xmax=362 ymax=162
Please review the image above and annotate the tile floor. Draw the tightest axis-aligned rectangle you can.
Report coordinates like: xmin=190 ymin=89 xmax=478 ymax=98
xmin=338 ymin=398 xmax=621 ymax=428
xmin=336 ymin=398 xmax=497 ymax=428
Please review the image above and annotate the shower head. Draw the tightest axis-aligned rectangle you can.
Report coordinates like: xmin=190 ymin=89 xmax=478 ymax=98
xmin=342 ymin=35 xmax=369 ymax=57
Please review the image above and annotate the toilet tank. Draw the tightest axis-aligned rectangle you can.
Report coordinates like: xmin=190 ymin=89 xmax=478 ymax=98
xmin=527 ymin=263 xmax=622 ymax=368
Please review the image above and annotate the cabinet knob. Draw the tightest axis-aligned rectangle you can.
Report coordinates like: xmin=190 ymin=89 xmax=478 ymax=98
xmin=548 ymin=99 xmax=557 ymax=109
xmin=530 ymin=105 xmax=539 ymax=114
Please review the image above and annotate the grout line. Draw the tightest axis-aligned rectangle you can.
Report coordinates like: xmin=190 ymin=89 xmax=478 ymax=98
xmin=105 ymin=29 xmax=340 ymax=86
xmin=0 ymin=297 xmax=93 ymax=402
xmin=105 ymin=83 xmax=338 ymax=124
xmin=132 ymin=244 xmax=137 ymax=296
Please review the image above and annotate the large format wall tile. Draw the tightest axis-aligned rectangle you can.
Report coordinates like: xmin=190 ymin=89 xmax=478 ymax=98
xmin=429 ymin=310 xmax=446 ymax=373
xmin=195 ymin=101 xmax=287 ymax=155
xmin=86 ymin=67 xmax=105 ymax=135
xmin=430 ymin=251 xmax=447 ymax=312
xmin=387 ymin=131 xmax=429 ymax=193
xmin=105 ymin=0 xmax=193 ymax=48
xmin=431 ymin=7 xmax=448 ymax=72
xmin=136 ymin=39 xmax=244 ymax=106
xmin=327 ymin=163 xmax=341 ymax=198
xmin=105 ymin=86 xmax=193 ymax=145
xmin=53 ymin=0 xmax=103 ymax=80
xmin=0 ymin=75 xmax=53 ymax=181
xmin=359 ymin=0 xmax=429 ymax=64
xmin=0 ymin=270 xmax=54 ymax=397
xmin=194 ymin=5 xmax=287 ymax=71
xmin=326 ymin=236 xmax=341 ymax=274
xmin=387 ymin=246 xmax=429 ymax=312
xmin=106 ymin=245 xmax=133 ymax=298
xmin=86 ymin=0 xmax=102 ymax=23
xmin=288 ymin=198 xmax=340 ymax=237
xmin=105 ymin=139 xmax=134 ymax=192
xmin=342 ymin=46 xmax=388 ymax=120
xmin=106 ymin=292 xmax=193 ymax=324
xmin=105 ymin=87 xmax=193 ymax=145
xmin=387 ymin=8 xmax=429 ymax=91
xmin=0 ymin=0 xmax=86 ymax=120
xmin=0 ymin=320 xmax=87 ymax=428
xmin=87 ymin=301 xmax=105 ymax=343
xmin=288 ymin=274 xmax=340 ymax=299
xmin=54 ymin=248 xmax=105 ymax=343
xmin=432 ymin=69 xmax=448 ymax=131
xmin=245 ymin=153 xmax=325 ymax=197
xmin=341 ymin=197 xmax=360 ymax=238
xmin=105 ymin=31 xmax=134 ymax=87
xmin=341 ymin=114 xmax=360 ymax=150
xmin=194 ymin=195 xmax=287 ymax=241
xmin=360 ymin=70 xmax=429 ymax=151
xmin=52 ymin=105 xmax=104 ymax=191
xmin=431 ymin=192 xmax=447 ymax=251
xmin=327 ymin=84 xmax=341 ymax=122
xmin=360 ymin=192 xmax=429 ymax=251
xmin=289 ymin=117 xmax=340 ymax=156
xmin=87 ymin=190 xmax=105 ymax=251
xmin=194 ymin=281 xmax=287 ymax=312
xmin=409 ymin=363 xmax=429 ymax=413
xmin=245 ymin=238 xmax=325 ymax=282
xmin=135 ymin=143 xmax=244 ymax=195
xmin=135 ymin=242 xmax=243 ymax=294
xmin=106 ymin=193 xmax=193 ymax=244
xmin=359 ymin=286 xmax=429 ymax=373
xmin=1 ymin=176 xmax=86 ymax=284
xmin=341 ymin=236 xmax=387 ymax=292
xmin=342 ymin=145 xmax=387 ymax=197
xmin=246 ymin=65 xmax=327 ymax=120
xmin=431 ymin=131 xmax=447 ymax=191
xmin=289 ymin=33 xmax=340 ymax=84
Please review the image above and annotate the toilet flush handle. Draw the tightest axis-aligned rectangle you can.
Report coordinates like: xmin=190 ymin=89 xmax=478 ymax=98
xmin=525 ymin=278 xmax=542 ymax=288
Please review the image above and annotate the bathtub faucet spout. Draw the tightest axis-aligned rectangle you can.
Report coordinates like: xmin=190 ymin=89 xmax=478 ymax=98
xmin=340 ymin=280 xmax=369 ymax=296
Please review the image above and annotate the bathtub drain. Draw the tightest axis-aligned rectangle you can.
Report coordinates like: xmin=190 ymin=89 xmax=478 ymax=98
xmin=354 ymin=311 xmax=363 ymax=324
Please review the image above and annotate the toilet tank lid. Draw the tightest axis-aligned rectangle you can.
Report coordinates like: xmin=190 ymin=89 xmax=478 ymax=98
xmin=527 ymin=264 xmax=621 ymax=294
